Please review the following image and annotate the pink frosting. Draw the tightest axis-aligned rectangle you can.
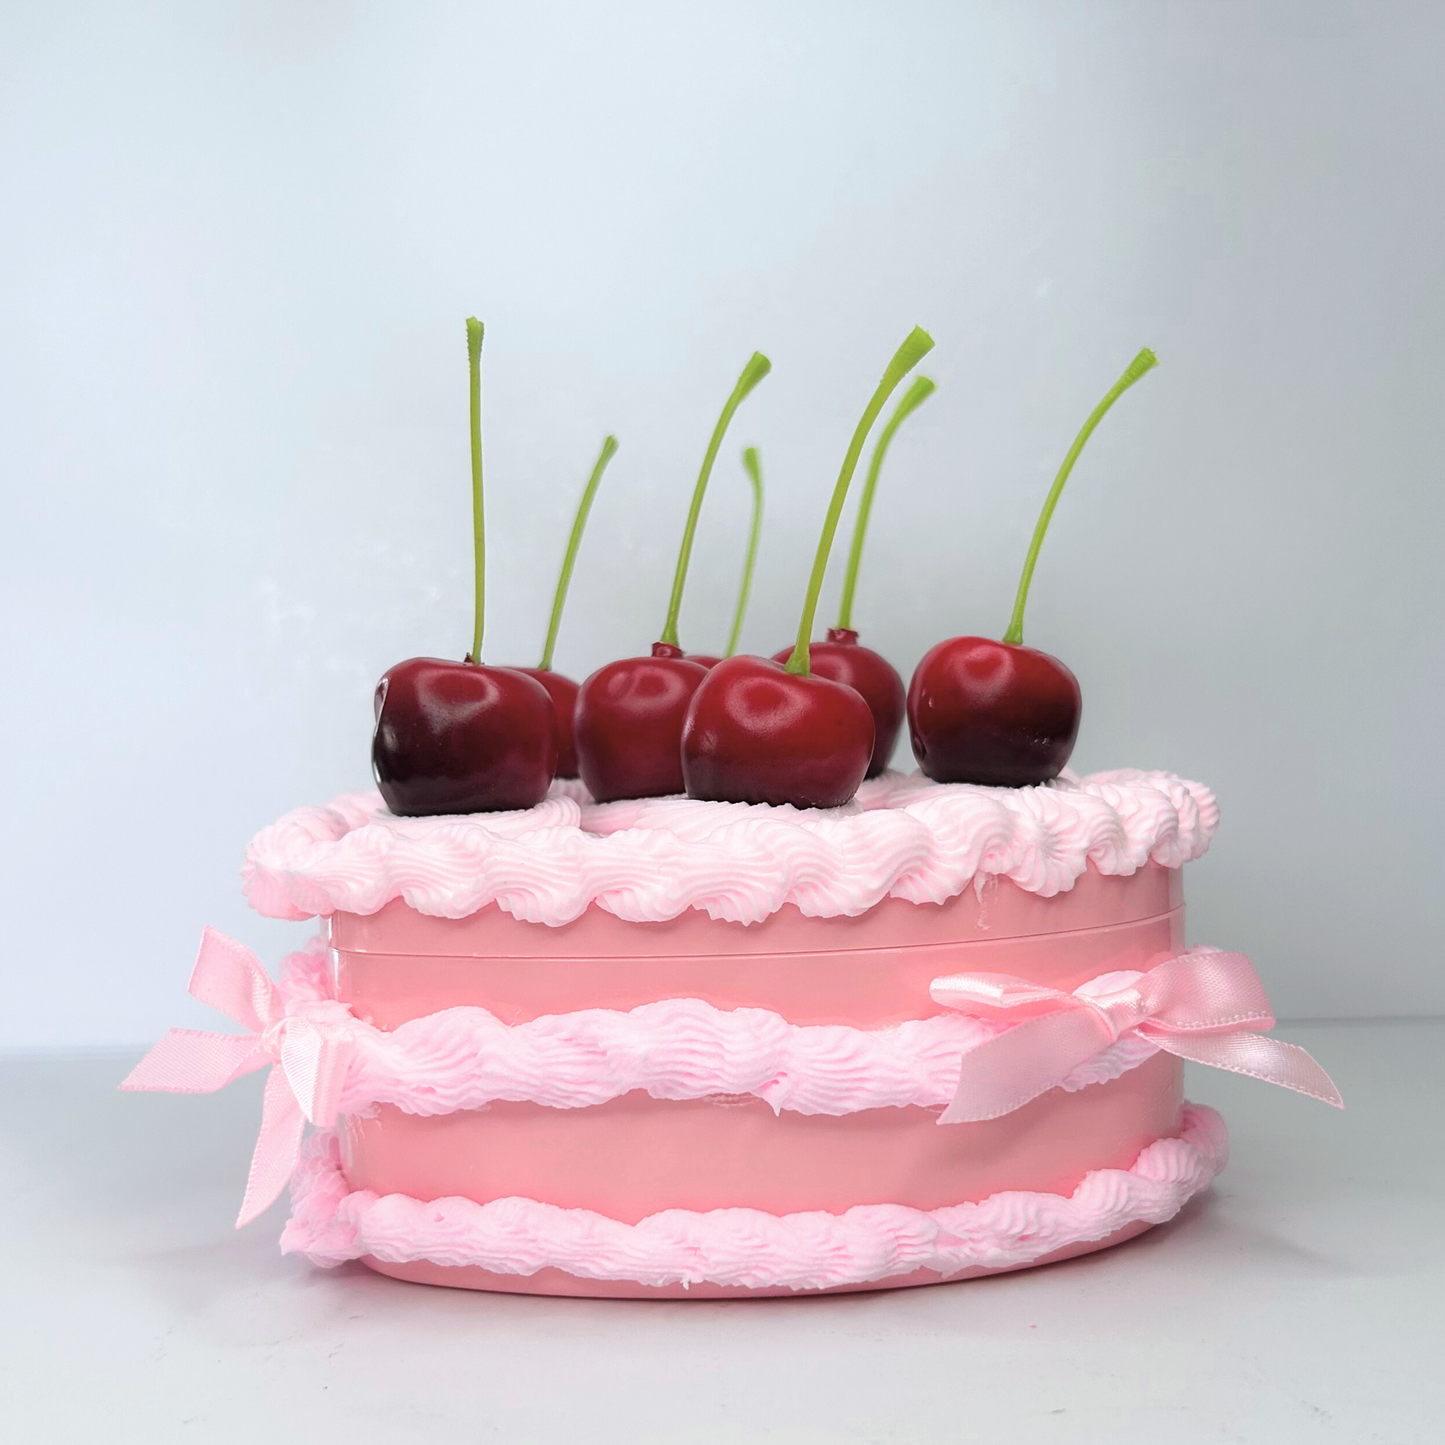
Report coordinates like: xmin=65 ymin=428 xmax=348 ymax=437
xmin=281 ymin=1104 xmax=1227 ymax=1290
xmin=270 ymin=937 xmax=1159 ymax=1117
xmin=243 ymin=768 xmax=1217 ymax=926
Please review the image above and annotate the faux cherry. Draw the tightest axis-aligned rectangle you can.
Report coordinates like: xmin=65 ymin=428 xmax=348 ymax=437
xmin=907 ymin=348 xmax=1157 ymax=787
xmin=684 ymin=446 xmax=766 ymax=673
xmin=765 ymin=377 xmax=932 ymax=776
xmin=683 ymin=326 xmax=934 ymax=808
xmin=506 ymin=667 xmax=581 ymax=777
xmin=681 ymin=655 xmax=873 ymax=808
xmin=574 ymin=643 xmax=710 ymax=802
xmin=771 ymin=628 xmax=902 ymax=778
xmin=370 ymin=318 xmax=558 ymax=815
xmin=575 ymin=354 xmax=771 ymax=802
xmin=507 ymin=435 xmax=618 ymax=778
xmin=373 ymin=657 xmax=558 ymax=815
xmin=906 ymin=638 xmax=1079 ymax=787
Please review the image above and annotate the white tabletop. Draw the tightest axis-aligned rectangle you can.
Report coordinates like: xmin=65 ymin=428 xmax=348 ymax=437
xmin=2 ymin=1021 xmax=1440 ymax=1443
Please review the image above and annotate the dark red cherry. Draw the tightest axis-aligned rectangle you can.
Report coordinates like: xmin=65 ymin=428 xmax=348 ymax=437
xmin=685 ymin=653 xmax=723 ymax=669
xmin=681 ymin=655 xmax=874 ymax=808
xmin=508 ymin=667 xmax=580 ymax=778
xmin=906 ymin=636 xmax=1080 ymax=787
xmin=574 ymin=642 xmax=709 ymax=802
xmin=772 ymin=628 xmax=903 ymax=778
xmin=372 ymin=657 xmax=559 ymax=815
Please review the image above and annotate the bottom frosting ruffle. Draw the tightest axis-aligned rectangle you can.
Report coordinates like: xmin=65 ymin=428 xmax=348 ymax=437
xmin=279 ymin=1103 xmax=1228 ymax=1293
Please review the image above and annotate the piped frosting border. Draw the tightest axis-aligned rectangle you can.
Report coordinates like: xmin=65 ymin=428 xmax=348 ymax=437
xmin=244 ymin=768 xmax=1217 ymax=926
xmin=271 ymin=936 xmax=1160 ymax=1118
xmin=282 ymin=1104 xmax=1227 ymax=1290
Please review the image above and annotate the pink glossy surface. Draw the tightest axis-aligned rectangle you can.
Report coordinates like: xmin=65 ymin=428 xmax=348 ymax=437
xmin=329 ymin=867 xmax=1194 ymax=1296
xmin=342 ymin=1053 xmax=1182 ymax=1220
xmin=332 ymin=865 xmax=1182 ymax=1029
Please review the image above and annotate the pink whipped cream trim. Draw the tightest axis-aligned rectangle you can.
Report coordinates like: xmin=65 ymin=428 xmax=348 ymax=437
xmin=270 ymin=938 xmax=1160 ymax=1117
xmin=281 ymin=1104 xmax=1227 ymax=1289
xmin=243 ymin=768 xmax=1217 ymax=926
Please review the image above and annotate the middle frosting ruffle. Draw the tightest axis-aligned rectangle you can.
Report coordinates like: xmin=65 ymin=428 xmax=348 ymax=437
xmin=275 ymin=936 xmax=1162 ymax=1119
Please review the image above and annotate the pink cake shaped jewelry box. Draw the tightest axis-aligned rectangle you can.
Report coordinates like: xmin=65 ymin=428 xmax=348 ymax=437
xmin=127 ymin=323 xmax=1340 ymax=1298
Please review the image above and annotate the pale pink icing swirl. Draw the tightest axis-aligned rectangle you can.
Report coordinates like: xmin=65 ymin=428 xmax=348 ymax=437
xmin=271 ymin=938 xmax=1158 ymax=1117
xmin=281 ymin=1104 xmax=1227 ymax=1289
xmin=243 ymin=768 xmax=1216 ymax=926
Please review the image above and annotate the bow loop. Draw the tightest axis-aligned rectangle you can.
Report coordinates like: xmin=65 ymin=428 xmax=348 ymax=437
xmin=187 ymin=926 xmax=283 ymax=1034
xmin=120 ymin=929 xmax=353 ymax=1227
xmin=931 ymin=946 xmax=1341 ymax=1124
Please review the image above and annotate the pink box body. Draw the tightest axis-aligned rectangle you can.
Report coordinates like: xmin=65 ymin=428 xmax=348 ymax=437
xmin=327 ymin=862 xmax=1190 ymax=1298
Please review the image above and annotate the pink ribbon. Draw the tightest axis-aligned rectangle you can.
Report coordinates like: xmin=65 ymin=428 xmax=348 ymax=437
xmin=929 ymin=948 xmax=1343 ymax=1124
xmin=120 ymin=928 xmax=351 ymax=1226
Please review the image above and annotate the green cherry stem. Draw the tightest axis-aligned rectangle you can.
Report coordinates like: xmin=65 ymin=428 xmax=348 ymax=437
xmin=539 ymin=435 xmax=619 ymax=670
xmin=725 ymin=446 xmax=764 ymax=658
xmin=1003 ymin=347 xmax=1158 ymax=647
xmin=785 ymin=326 xmax=934 ymax=676
xmin=835 ymin=374 xmax=936 ymax=632
xmin=466 ymin=317 xmax=486 ymax=664
xmin=659 ymin=351 xmax=772 ymax=647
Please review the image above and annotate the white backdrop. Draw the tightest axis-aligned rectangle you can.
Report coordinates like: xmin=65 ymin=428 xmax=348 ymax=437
xmin=3 ymin=0 xmax=1442 ymax=1046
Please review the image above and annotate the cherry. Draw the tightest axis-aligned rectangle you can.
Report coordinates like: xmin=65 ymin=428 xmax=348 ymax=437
xmin=686 ymin=444 xmax=765 ymax=669
xmin=507 ymin=667 xmax=581 ymax=776
xmin=906 ymin=637 xmax=1079 ymax=787
xmin=908 ymin=348 xmax=1158 ymax=787
xmin=574 ymin=643 xmax=710 ymax=801
xmin=373 ymin=658 xmax=558 ymax=815
xmin=370 ymin=318 xmax=558 ymax=815
xmin=680 ymin=655 xmax=874 ymax=808
xmin=509 ymin=434 xmax=618 ymax=777
xmin=772 ymin=629 xmax=903 ymax=778
xmin=769 ymin=377 xmax=934 ymax=775
xmin=683 ymin=326 xmax=935 ymax=808
xmin=575 ymin=354 xmax=771 ymax=802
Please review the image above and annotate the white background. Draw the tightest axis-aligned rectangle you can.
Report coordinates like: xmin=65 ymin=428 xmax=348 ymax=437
xmin=3 ymin=0 xmax=1442 ymax=1046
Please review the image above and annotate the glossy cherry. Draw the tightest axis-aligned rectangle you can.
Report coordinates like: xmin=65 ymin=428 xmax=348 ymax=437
xmin=507 ymin=667 xmax=580 ymax=776
xmin=771 ymin=629 xmax=903 ymax=778
xmin=683 ymin=326 xmax=934 ymax=808
xmin=373 ymin=657 xmax=558 ymax=815
xmin=573 ymin=353 xmax=771 ymax=802
xmin=684 ymin=653 xmax=722 ymax=670
xmin=682 ymin=655 xmax=874 ymax=807
xmin=773 ymin=376 xmax=932 ymax=777
xmin=907 ymin=348 xmax=1157 ymax=787
xmin=370 ymin=317 xmax=558 ymax=814
xmin=906 ymin=637 xmax=1079 ymax=786
xmin=575 ymin=643 xmax=709 ymax=801
xmin=507 ymin=435 xmax=618 ymax=778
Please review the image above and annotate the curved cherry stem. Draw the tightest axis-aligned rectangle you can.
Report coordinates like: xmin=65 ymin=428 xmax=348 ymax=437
xmin=539 ymin=435 xmax=618 ymax=670
xmin=835 ymin=374 xmax=936 ymax=632
xmin=785 ymin=326 xmax=935 ymax=676
xmin=466 ymin=317 xmax=486 ymax=663
xmin=725 ymin=446 xmax=764 ymax=658
xmin=660 ymin=351 xmax=772 ymax=647
xmin=1003 ymin=347 xmax=1158 ymax=646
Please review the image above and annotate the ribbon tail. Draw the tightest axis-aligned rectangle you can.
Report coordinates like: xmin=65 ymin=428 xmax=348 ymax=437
xmin=1152 ymin=1029 xmax=1344 ymax=1108
xmin=236 ymin=1068 xmax=307 ymax=1228
xmin=939 ymin=1009 xmax=1114 ymax=1124
xmin=119 ymin=1029 xmax=267 ymax=1094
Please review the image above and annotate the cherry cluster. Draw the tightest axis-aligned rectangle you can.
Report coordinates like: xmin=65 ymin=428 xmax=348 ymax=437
xmin=372 ymin=321 xmax=1157 ymax=817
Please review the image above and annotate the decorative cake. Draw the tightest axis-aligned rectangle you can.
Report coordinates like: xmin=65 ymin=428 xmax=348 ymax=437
xmin=126 ymin=321 xmax=1340 ymax=1297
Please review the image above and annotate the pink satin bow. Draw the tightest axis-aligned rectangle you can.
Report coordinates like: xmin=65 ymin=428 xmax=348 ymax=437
xmin=929 ymin=948 xmax=1343 ymax=1124
xmin=120 ymin=928 xmax=350 ymax=1226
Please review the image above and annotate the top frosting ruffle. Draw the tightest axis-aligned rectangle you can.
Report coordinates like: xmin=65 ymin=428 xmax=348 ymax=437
xmin=241 ymin=768 xmax=1217 ymax=927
